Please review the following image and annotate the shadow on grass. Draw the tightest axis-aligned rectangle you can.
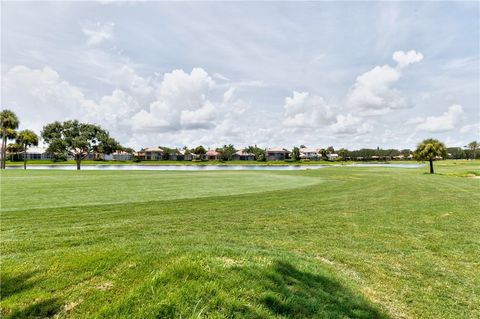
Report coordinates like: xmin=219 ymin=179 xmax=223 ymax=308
xmin=1 ymin=272 xmax=63 ymax=318
xmin=6 ymin=298 xmax=63 ymax=319
xmin=260 ymin=261 xmax=389 ymax=319
xmin=0 ymin=271 xmax=38 ymax=300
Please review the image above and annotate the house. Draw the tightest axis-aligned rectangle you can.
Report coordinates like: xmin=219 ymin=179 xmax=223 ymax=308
xmin=110 ymin=151 xmax=133 ymax=161
xmin=135 ymin=151 xmax=146 ymax=160
xmin=232 ymin=150 xmax=255 ymax=161
xmin=144 ymin=147 xmax=164 ymax=160
xmin=265 ymin=148 xmax=289 ymax=161
xmin=205 ymin=150 xmax=219 ymax=160
xmin=177 ymin=149 xmax=193 ymax=161
xmin=167 ymin=149 xmax=180 ymax=161
xmin=327 ymin=153 xmax=339 ymax=161
xmin=299 ymin=148 xmax=320 ymax=160
xmin=23 ymin=146 xmax=53 ymax=160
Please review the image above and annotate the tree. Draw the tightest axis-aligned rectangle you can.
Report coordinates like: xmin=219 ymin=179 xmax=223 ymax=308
xmin=414 ymin=138 xmax=447 ymax=174
xmin=1 ymin=109 xmax=19 ymax=169
xmin=16 ymin=130 xmax=39 ymax=170
xmin=338 ymin=148 xmax=348 ymax=161
xmin=244 ymin=145 xmax=265 ymax=161
xmin=193 ymin=145 xmax=206 ymax=160
xmin=319 ymin=148 xmax=328 ymax=160
xmin=6 ymin=143 xmax=23 ymax=161
xmin=291 ymin=146 xmax=300 ymax=161
xmin=41 ymin=120 xmax=120 ymax=170
xmin=446 ymin=147 xmax=465 ymax=159
xmin=326 ymin=146 xmax=335 ymax=154
xmin=160 ymin=147 xmax=174 ymax=160
xmin=122 ymin=147 xmax=135 ymax=154
xmin=401 ymin=149 xmax=412 ymax=158
xmin=217 ymin=144 xmax=236 ymax=161
xmin=466 ymin=141 xmax=478 ymax=160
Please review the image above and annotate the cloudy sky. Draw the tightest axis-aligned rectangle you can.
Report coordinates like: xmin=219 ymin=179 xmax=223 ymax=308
xmin=1 ymin=1 xmax=478 ymax=150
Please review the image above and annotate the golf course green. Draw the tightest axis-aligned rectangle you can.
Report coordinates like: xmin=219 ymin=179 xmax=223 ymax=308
xmin=1 ymin=160 xmax=479 ymax=318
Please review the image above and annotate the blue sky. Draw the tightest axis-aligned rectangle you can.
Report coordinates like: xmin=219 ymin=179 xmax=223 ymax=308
xmin=1 ymin=1 xmax=478 ymax=150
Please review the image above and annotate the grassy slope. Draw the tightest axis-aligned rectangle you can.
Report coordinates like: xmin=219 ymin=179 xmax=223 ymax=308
xmin=0 ymin=162 xmax=479 ymax=318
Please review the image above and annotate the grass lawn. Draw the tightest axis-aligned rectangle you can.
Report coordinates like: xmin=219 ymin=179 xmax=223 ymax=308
xmin=5 ymin=159 xmax=404 ymax=166
xmin=1 ymin=161 xmax=479 ymax=318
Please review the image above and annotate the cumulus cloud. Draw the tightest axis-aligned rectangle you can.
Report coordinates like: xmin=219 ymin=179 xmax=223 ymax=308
xmin=1 ymin=65 xmax=86 ymax=131
xmin=82 ymin=21 xmax=115 ymax=46
xmin=2 ymin=64 xmax=258 ymax=148
xmin=82 ymin=89 xmax=142 ymax=141
xmin=283 ymin=91 xmax=334 ymax=127
xmin=392 ymin=50 xmax=424 ymax=69
xmin=346 ymin=50 xmax=423 ymax=113
xmin=330 ymin=114 xmax=372 ymax=135
xmin=131 ymin=68 xmax=217 ymax=131
xmin=411 ymin=104 xmax=465 ymax=132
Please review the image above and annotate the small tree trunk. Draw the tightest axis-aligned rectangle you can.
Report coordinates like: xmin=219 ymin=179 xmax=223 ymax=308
xmin=429 ymin=159 xmax=434 ymax=174
xmin=76 ymin=158 xmax=81 ymax=170
xmin=1 ymin=134 xmax=5 ymax=169
xmin=23 ymin=148 xmax=27 ymax=170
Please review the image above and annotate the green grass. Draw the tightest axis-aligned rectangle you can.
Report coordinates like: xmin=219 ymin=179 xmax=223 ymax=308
xmin=6 ymin=159 xmax=413 ymax=166
xmin=1 ymin=161 xmax=479 ymax=318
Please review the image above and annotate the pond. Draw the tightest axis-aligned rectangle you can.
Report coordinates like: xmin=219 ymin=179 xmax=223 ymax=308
xmin=5 ymin=163 xmax=424 ymax=170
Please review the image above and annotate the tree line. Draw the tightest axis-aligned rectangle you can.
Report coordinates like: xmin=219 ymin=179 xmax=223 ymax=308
xmin=1 ymin=109 xmax=121 ymax=170
xmin=1 ymin=109 xmax=478 ymax=173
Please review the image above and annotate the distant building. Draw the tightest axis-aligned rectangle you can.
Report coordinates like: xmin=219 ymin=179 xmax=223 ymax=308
xmin=144 ymin=147 xmax=164 ymax=160
xmin=327 ymin=153 xmax=339 ymax=161
xmin=205 ymin=150 xmax=219 ymax=160
xmin=299 ymin=148 xmax=320 ymax=160
xmin=232 ymin=151 xmax=255 ymax=161
xmin=178 ymin=149 xmax=193 ymax=161
xmin=104 ymin=151 xmax=133 ymax=161
xmin=135 ymin=151 xmax=146 ymax=160
xmin=23 ymin=147 xmax=53 ymax=160
xmin=265 ymin=148 xmax=289 ymax=161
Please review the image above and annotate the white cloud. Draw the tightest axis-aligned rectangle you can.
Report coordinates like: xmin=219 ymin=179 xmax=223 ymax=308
xmin=1 ymin=65 xmax=86 ymax=132
xmin=223 ymin=87 xmax=235 ymax=103
xmin=392 ymin=50 xmax=424 ymax=69
xmin=459 ymin=123 xmax=479 ymax=134
xmin=346 ymin=50 xmax=423 ymax=113
xmin=213 ymin=73 xmax=230 ymax=81
xmin=131 ymin=68 xmax=217 ymax=132
xmin=283 ymin=91 xmax=334 ymax=127
xmin=82 ymin=21 xmax=115 ymax=46
xmin=412 ymin=104 xmax=465 ymax=132
xmin=330 ymin=114 xmax=372 ymax=135
xmin=404 ymin=117 xmax=424 ymax=125
xmin=82 ymin=89 xmax=142 ymax=141
xmin=113 ymin=65 xmax=155 ymax=102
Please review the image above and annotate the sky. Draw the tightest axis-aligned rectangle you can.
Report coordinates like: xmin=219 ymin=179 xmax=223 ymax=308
xmin=1 ymin=1 xmax=479 ymax=150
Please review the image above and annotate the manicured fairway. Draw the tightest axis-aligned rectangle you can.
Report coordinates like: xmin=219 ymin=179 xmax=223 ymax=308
xmin=0 ymin=171 xmax=321 ymax=212
xmin=1 ymin=161 xmax=479 ymax=318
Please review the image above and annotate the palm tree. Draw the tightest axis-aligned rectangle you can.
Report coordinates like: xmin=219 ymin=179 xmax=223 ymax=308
xmin=0 ymin=109 xmax=20 ymax=169
xmin=414 ymin=138 xmax=447 ymax=174
xmin=16 ymin=130 xmax=39 ymax=170
xmin=466 ymin=141 xmax=478 ymax=160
